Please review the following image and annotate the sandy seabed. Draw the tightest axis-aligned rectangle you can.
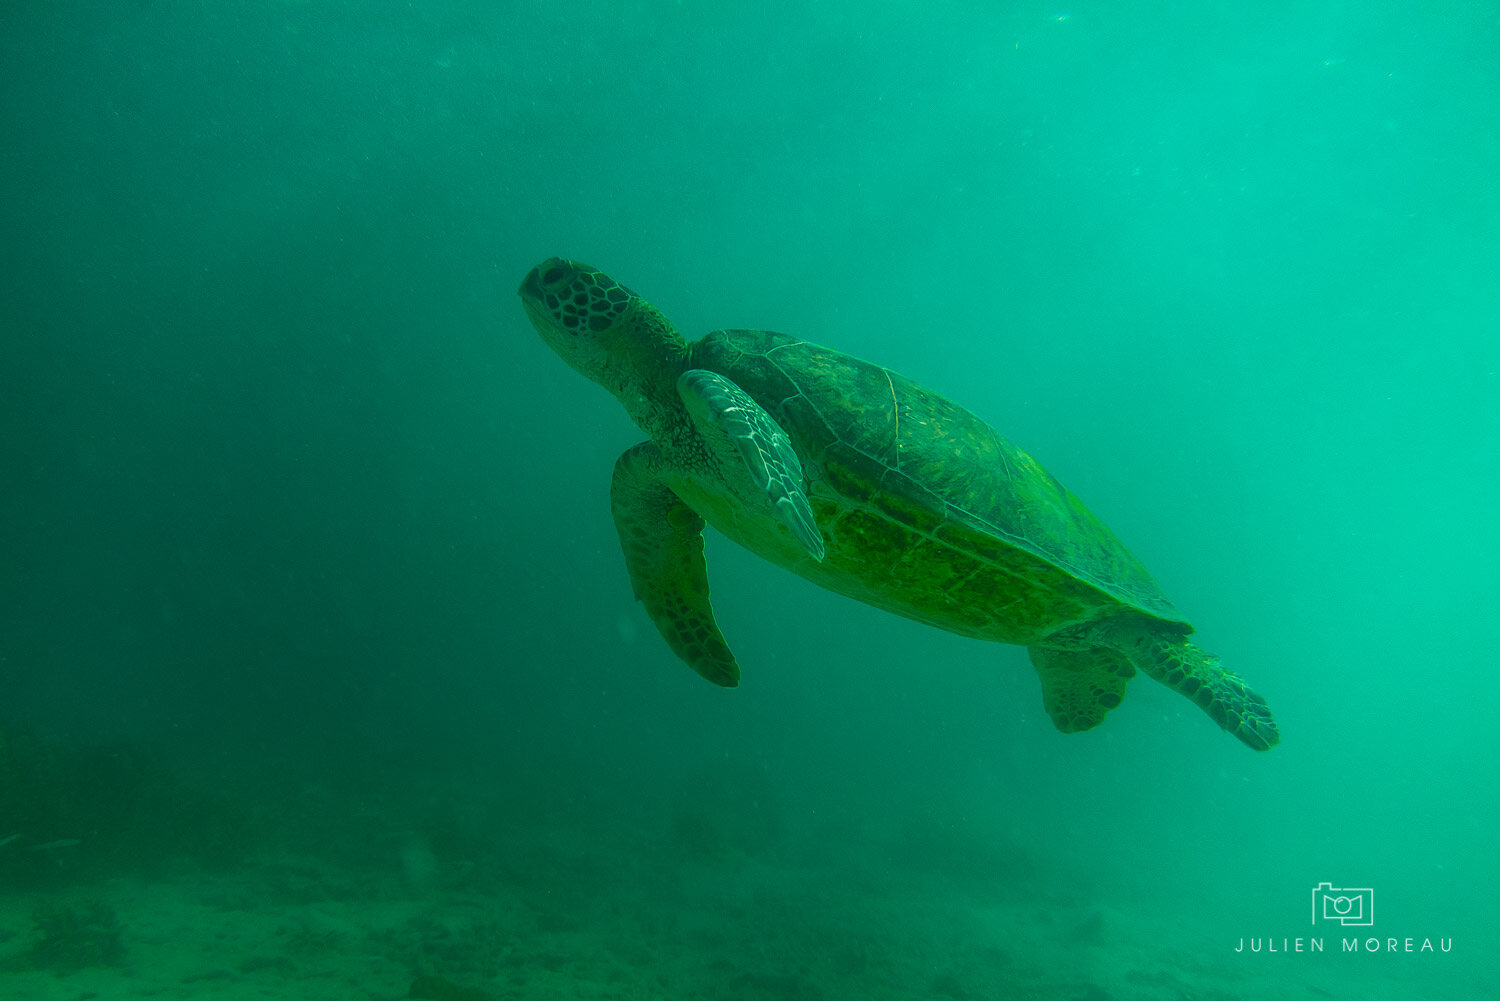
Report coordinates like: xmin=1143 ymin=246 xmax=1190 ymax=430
xmin=0 ymin=810 xmax=1483 ymax=1001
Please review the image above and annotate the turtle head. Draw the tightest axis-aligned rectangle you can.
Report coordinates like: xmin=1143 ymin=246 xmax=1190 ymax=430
xmin=519 ymin=258 xmax=688 ymax=430
xmin=519 ymin=257 xmax=637 ymax=355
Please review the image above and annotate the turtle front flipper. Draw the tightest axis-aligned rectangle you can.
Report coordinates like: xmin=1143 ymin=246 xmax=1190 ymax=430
xmin=677 ymin=369 xmax=825 ymax=562
xmin=611 ymin=442 xmax=740 ymax=687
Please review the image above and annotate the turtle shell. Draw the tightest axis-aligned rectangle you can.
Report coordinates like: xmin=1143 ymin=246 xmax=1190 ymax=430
xmin=689 ymin=328 xmax=1187 ymax=644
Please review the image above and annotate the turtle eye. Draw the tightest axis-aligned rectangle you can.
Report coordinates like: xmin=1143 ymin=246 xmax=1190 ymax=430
xmin=541 ymin=265 xmax=568 ymax=286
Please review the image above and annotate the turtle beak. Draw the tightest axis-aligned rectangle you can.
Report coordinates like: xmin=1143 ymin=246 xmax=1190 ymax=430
xmin=519 ymin=257 xmax=576 ymax=299
xmin=518 ymin=263 xmax=547 ymax=301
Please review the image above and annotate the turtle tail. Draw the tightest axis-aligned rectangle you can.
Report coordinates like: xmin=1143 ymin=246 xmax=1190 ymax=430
xmin=1098 ymin=619 xmax=1280 ymax=751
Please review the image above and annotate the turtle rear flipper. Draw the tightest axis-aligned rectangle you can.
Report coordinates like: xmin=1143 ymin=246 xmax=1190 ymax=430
xmin=1088 ymin=618 xmax=1280 ymax=751
xmin=1028 ymin=646 xmax=1136 ymax=734
xmin=1140 ymin=639 xmax=1280 ymax=751
xmin=611 ymin=442 xmax=740 ymax=687
xmin=677 ymin=369 xmax=825 ymax=562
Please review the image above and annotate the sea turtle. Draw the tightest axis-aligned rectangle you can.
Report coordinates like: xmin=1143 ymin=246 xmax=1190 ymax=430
xmin=518 ymin=258 xmax=1279 ymax=750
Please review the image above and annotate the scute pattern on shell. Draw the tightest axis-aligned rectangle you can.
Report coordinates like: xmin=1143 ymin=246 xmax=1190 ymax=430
xmin=690 ymin=329 xmax=1185 ymax=630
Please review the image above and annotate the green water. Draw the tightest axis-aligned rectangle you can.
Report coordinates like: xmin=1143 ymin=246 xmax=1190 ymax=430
xmin=2 ymin=2 xmax=1495 ymax=999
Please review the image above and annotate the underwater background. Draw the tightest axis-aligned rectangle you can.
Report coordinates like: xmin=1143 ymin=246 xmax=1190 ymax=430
xmin=2 ymin=1 xmax=1496 ymax=999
